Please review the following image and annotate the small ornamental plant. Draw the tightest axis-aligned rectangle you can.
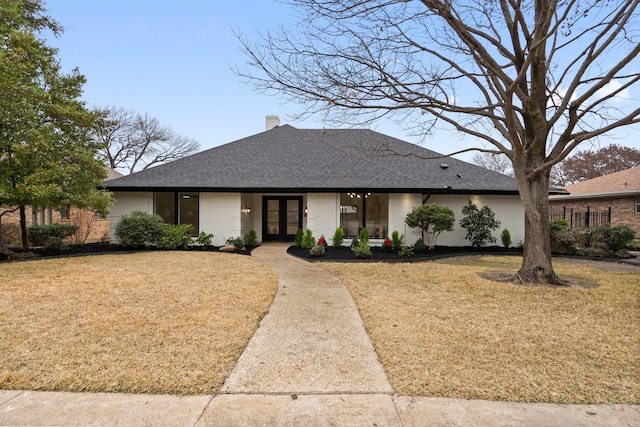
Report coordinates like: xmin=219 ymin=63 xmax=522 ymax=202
xmin=318 ymin=235 xmax=328 ymax=248
xmin=382 ymin=238 xmax=393 ymax=252
xmin=310 ymin=244 xmax=325 ymax=257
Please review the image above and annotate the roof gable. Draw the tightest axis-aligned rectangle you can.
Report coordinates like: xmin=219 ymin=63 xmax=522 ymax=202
xmin=105 ymin=125 xmax=518 ymax=193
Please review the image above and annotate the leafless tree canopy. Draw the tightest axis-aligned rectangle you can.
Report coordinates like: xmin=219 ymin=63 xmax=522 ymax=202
xmin=472 ymin=152 xmax=513 ymax=176
xmin=236 ymin=0 xmax=639 ymax=284
xmin=94 ymin=106 xmax=200 ymax=174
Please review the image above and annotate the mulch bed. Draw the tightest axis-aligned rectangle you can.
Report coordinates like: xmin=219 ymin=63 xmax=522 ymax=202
xmin=287 ymin=245 xmax=524 ymax=262
xmin=1 ymin=242 xmax=257 ymax=262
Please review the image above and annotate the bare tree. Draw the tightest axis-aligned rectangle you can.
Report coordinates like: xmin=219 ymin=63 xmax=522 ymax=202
xmin=94 ymin=106 xmax=200 ymax=174
xmin=472 ymin=152 xmax=513 ymax=176
xmin=236 ymin=0 xmax=640 ymax=284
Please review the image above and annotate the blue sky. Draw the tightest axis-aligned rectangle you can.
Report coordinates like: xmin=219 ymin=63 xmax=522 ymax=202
xmin=42 ymin=0 xmax=484 ymax=160
xmin=44 ymin=0 xmax=638 ymax=162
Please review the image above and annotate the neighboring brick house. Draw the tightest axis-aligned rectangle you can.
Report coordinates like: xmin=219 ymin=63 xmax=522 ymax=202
xmin=1 ymin=167 xmax=123 ymax=245
xmin=549 ymin=166 xmax=640 ymax=235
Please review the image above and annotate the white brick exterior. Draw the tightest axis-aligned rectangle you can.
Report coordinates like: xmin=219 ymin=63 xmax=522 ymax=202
xmin=427 ymin=194 xmax=524 ymax=247
xmin=306 ymin=193 xmax=340 ymax=240
xmin=200 ymin=193 xmax=242 ymax=246
xmin=109 ymin=191 xmax=523 ymax=248
xmin=109 ymin=191 xmax=153 ymax=243
xmin=389 ymin=193 xmax=423 ymax=245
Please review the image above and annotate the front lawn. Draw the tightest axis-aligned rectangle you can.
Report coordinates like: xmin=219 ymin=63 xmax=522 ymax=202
xmin=0 ymin=252 xmax=277 ymax=395
xmin=321 ymin=256 xmax=640 ymax=404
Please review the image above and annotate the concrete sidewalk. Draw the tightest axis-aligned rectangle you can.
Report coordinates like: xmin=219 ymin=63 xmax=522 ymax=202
xmin=1 ymin=244 xmax=638 ymax=426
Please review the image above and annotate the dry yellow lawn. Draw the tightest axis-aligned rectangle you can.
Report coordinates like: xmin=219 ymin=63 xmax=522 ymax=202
xmin=0 ymin=252 xmax=277 ymax=395
xmin=321 ymin=256 xmax=640 ymax=404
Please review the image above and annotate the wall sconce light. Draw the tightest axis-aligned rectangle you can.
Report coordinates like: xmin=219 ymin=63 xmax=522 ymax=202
xmin=304 ymin=206 xmax=308 ymax=217
xmin=241 ymin=205 xmax=251 ymax=214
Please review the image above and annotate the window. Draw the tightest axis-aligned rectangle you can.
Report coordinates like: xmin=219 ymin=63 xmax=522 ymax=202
xmin=31 ymin=206 xmax=52 ymax=225
xmin=60 ymin=205 xmax=70 ymax=221
xmin=636 ymin=196 xmax=640 ymax=213
xmin=154 ymin=192 xmax=199 ymax=235
xmin=339 ymin=193 xmax=388 ymax=239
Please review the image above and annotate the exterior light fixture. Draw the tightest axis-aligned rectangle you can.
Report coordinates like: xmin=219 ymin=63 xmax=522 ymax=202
xmin=241 ymin=205 xmax=251 ymax=214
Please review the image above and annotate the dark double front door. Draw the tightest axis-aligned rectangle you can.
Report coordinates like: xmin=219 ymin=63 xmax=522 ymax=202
xmin=262 ymin=196 xmax=303 ymax=241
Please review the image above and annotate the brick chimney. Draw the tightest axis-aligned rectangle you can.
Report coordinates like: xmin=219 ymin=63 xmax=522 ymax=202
xmin=266 ymin=115 xmax=280 ymax=131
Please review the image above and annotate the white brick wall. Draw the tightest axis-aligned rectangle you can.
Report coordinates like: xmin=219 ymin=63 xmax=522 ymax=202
xmin=389 ymin=193 xmax=423 ymax=245
xmin=109 ymin=192 xmax=154 ymax=243
xmin=306 ymin=193 xmax=339 ymax=240
xmin=200 ymin=193 xmax=242 ymax=246
xmin=427 ymin=194 xmax=524 ymax=247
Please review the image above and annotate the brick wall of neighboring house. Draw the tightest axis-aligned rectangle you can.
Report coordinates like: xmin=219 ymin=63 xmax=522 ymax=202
xmin=1 ymin=205 xmax=110 ymax=245
xmin=549 ymin=195 xmax=640 ymax=235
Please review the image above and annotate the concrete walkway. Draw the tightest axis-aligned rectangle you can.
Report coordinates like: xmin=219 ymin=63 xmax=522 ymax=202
xmin=1 ymin=244 xmax=639 ymax=426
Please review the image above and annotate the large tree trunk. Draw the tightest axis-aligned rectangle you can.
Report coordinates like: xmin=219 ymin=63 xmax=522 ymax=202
xmin=517 ymin=171 xmax=561 ymax=284
xmin=20 ymin=205 xmax=28 ymax=250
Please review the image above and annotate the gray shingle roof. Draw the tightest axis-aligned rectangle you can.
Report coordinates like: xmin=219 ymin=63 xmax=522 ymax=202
xmin=105 ymin=125 xmax=518 ymax=194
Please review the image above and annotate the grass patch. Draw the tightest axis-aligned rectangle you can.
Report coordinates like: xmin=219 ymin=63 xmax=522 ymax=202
xmin=0 ymin=252 xmax=277 ymax=395
xmin=321 ymin=256 xmax=640 ymax=404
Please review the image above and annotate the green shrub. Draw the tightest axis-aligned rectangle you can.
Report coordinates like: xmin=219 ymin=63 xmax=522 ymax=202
xmin=501 ymin=229 xmax=512 ymax=248
xmin=593 ymin=223 xmax=635 ymax=253
xmin=294 ymin=229 xmax=304 ymax=247
xmin=398 ymin=245 xmax=414 ymax=258
xmin=43 ymin=238 xmax=70 ymax=252
xmin=459 ymin=200 xmax=501 ymax=247
xmin=1 ymin=223 xmax=20 ymax=245
xmin=350 ymin=237 xmax=359 ymax=248
xmin=301 ymin=229 xmax=315 ymax=249
xmin=549 ymin=219 xmax=577 ymax=255
xmin=245 ymin=229 xmax=259 ymax=246
xmin=310 ymin=244 xmax=325 ymax=257
xmin=331 ymin=227 xmax=344 ymax=247
xmin=359 ymin=227 xmax=370 ymax=244
xmin=158 ymin=224 xmax=194 ymax=249
xmin=405 ymin=204 xmax=455 ymax=249
xmin=115 ymin=211 xmax=164 ymax=247
xmin=351 ymin=241 xmax=372 ymax=258
xmin=226 ymin=237 xmax=244 ymax=250
xmin=413 ymin=238 xmax=427 ymax=253
xmin=391 ymin=230 xmax=403 ymax=251
xmin=195 ymin=231 xmax=214 ymax=246
xmin=28 ymin=223 xmax=78 ymax=246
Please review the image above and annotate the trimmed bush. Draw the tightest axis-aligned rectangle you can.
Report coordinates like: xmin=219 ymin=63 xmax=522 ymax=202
xmin=195 ymin=231 xmax=213 ymax=246
xmin=158 ymin=224 xmax=194 ymax=249
xmin=593 ymin=223 xmax=635 ymax=253
xmin=115 ymin=211 xmax=164 ymax=247
xmin=391 ymin=230 xmax=403 ymax=251
xmin=310 ymin=244 xmax=325 ymax=257
xmin=245 ymin=229 xmax=259 ymax=246
xmin=413 ymin=238 xmax=427 ymax=253
xmin=28 ymin=223 xmax=78 ymax=246
xmin=294 ymin=229 xmax=304 ymax=247
xmin=459 ymin=200 xmax=501 ymax=247
xmin=359 ymin=227 xmax=370 ymax=244
xmin=226 ymin=237 xmax=244 ymax=250
xmin=549 ymin=219 xmax=577 ymax=255
xmin=405 ymin=204 xmax=455 ymax=249
xmin=301 ymin=229 xmax=315 ymax=249
xmin=331 ymin=227 xmax=345 ymax=247
xmin=398 ymin=245 xmax=414 ymax=258
xmin=501 ymin=229 xmax=512 ymax=248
